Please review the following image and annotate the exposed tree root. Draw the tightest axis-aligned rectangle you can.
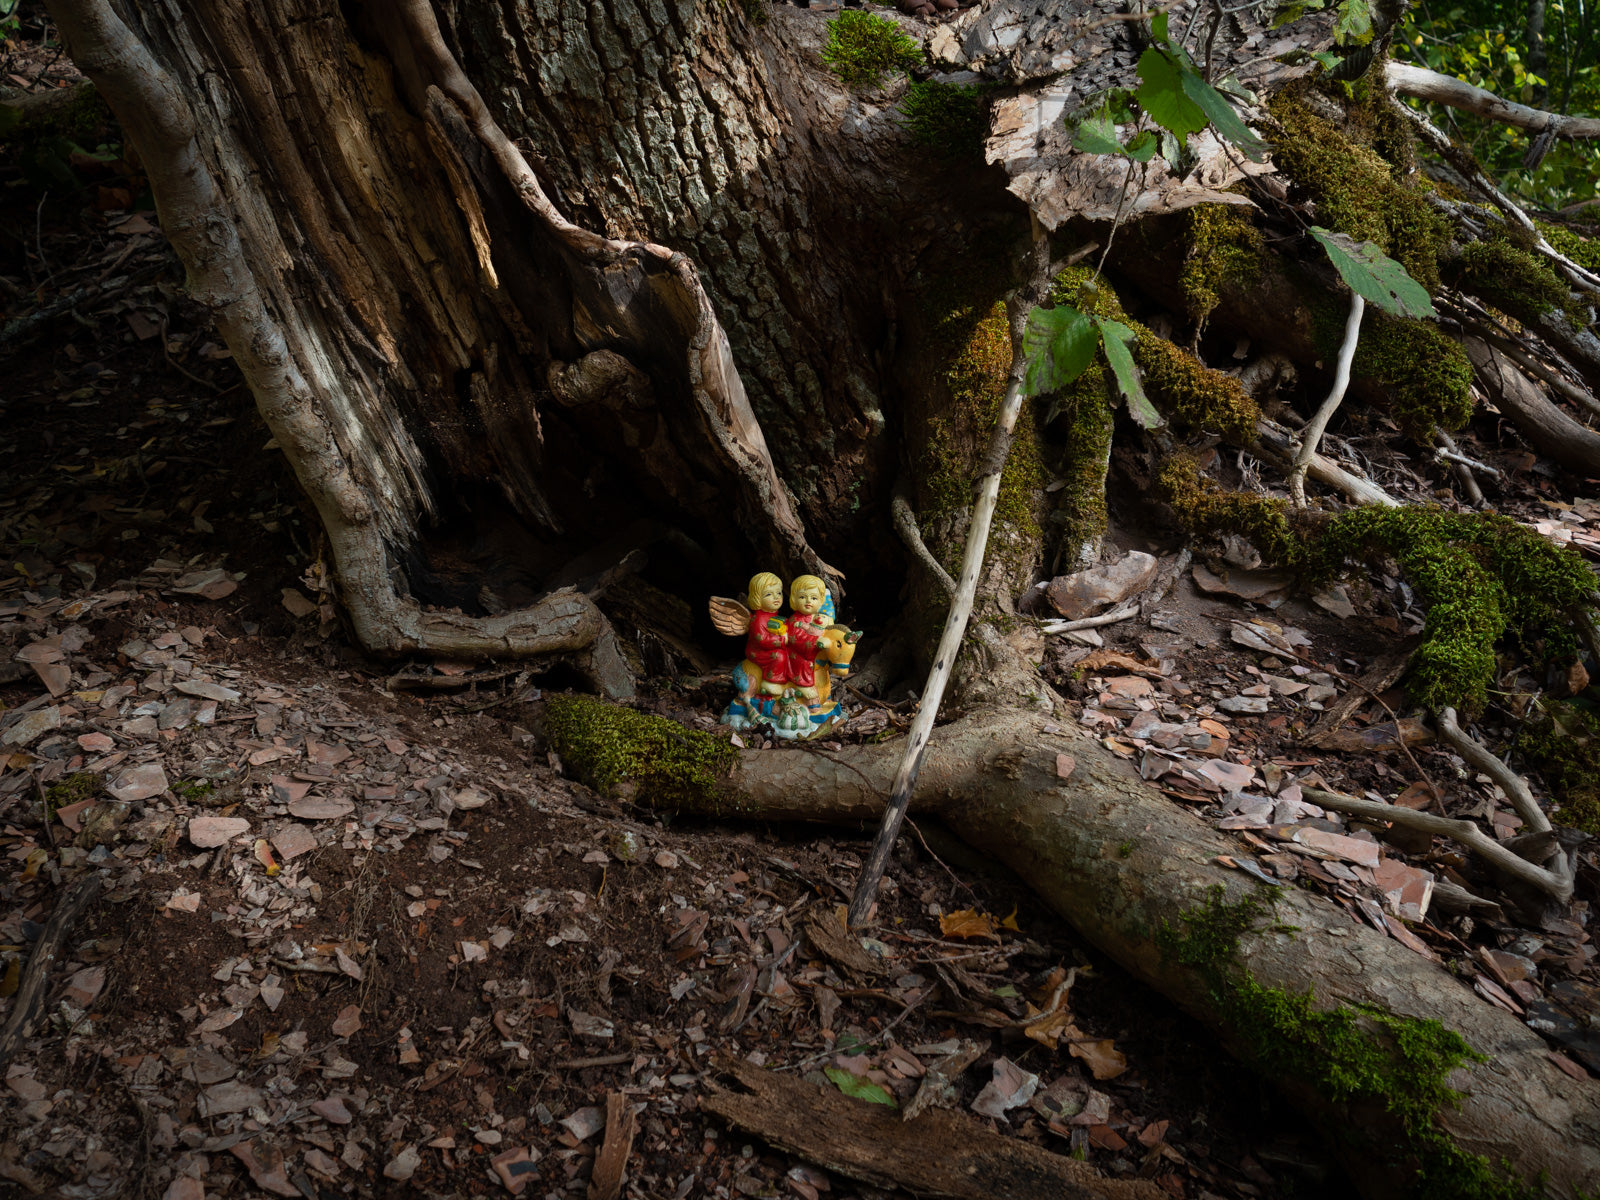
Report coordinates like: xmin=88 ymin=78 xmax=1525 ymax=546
xmin=1463 ymin=337 xmax=1600 ymax=475
xmin=1289 ymin=291 xmax=1364 ymax=506
xmin=659 ymin=709 xmax=1600 ymax=1199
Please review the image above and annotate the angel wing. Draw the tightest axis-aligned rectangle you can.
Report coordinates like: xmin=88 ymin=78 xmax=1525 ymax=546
xmin=708 ymin=595 xmax=752 ymax=638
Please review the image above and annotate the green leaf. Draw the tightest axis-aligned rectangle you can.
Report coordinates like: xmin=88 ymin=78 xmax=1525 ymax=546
xmin=824 ymin=1067 xmax=898 ymax=1108
xmin=1151 ymin=10 xmax=1170 ymax=41
xmin=1334 ymin=0 xmax=1374 ymax=43
xmin=1125 ymin=129 xmax=1159 ymax=162
xmin=1176 ymin=61 xmax=1269 ymax=159
xmin=1135 ymin=49 xmax=1208 ymax=149
xmin=1310 ymin=227 xmax=1437 ymax=319
xmin=991 ymin=984 xmax=1020 ymax=998
xmin=1072 ymin=109 xmax=1126 ymax=157
xmin=1310 ymin=49 xmax=1342 ymax=69
xmin=1096 ymin=319 xmax=1166 ymax=430
xmin=1023 ymin=305 xmax=1101 ymax=398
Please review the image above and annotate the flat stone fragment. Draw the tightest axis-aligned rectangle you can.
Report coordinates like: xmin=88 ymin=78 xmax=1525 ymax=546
xmin=176 ymin=679 xmax=241 ymax=702
xmin=108 ymin=763 xmax=169 ymax=801
xmin=77 ymin=731 xmax=114 ymax=752
xmin=1294 ymin=827 xmax=1381 ymax=868
xmin=311 ymin=1096 xmax=353 ymax=1125
xmin=63 ymin=966 xmax=105 ymax=1007
xmin=2 ymin=706 xmax=61 ymax=746
xmin=288 ymin=796 xmax=354 ymax=820
xmin=1044 ymin=552 xmax=1158 ymax=620
xmin=189 ymin=815 xmax=250 ymax=848
xmin=1219 ymin=695 xmax=1269 ymax=714
xmin=383 ymin=1146 xmax=420 ymax=1181
xmin=271 ymin=823 xmax=319 ymax=861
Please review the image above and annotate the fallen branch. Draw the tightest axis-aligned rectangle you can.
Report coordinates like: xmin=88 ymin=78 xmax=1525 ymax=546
xmin=1386 ymin=61 xmax=1600 ymax=143
xmin=847 ymin=232 xmax=1050 ymax=928
xmin=0 ymin=874 xmax=101 ymax=1068
xmin=1436 ymin=706 xmax=1548 ymax=833
xmin=1290 ymin=291 xmax=1364 ymax=506
xmin=704 ymin=1057 xmax=1158 ymax=1200
xmin=1039 ymin=603 xmax=1138 ymax=635
xmin=1432 ymin=430 xmax=1486 ymax=506
xmin=1253 ymin=420 xmax=1399 ymax=507
xmin=1301 ymin=786 xmax=1572 ymax=902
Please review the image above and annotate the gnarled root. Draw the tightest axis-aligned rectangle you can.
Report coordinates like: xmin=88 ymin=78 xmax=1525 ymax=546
xmin=1462 ymin=337 xmax=1600 ymax=475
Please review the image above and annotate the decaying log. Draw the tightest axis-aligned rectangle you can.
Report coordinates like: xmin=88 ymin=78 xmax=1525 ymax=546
xmin=0 ymin=874 xmax=101 ymax=1068
xmin=703 ymin=1057 xmax=1161 ymax=1200
xmin=687 ymin=709 xmax=1600 ymax=1199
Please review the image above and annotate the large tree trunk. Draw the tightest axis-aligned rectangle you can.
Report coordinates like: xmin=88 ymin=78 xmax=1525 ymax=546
xmin=48 ymin=0 xmax=1020 ymax=683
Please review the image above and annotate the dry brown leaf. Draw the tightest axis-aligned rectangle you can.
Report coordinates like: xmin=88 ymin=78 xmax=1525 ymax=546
xmin=938 ymin=909 xmax=998 ymax=940
xmin=1068 ymin=1035 xmax=1128 ymax=1080
xmin=331 ymin=1004 xmax=362 ymax=1037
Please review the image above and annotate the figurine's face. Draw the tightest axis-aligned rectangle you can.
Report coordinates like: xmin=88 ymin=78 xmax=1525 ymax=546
xmin=753 ymin=579 xmax=784 ymax=612
xmin=791 ymin=584 xmax=825 ymax=616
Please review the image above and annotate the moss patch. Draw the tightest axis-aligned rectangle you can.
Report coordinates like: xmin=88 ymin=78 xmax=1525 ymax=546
xmin=1047 ymin=365 xmax=1114 ymax=560
xmin=543 ymin=695 xmax=739 ymax=810
xmin=900 ymin=80 xmax=995 ymax=158
xmin=1158 ymin=458 xmax=1596 ymax=710
xmin=821 ymin=10 xmax=922 ymax=88
xmin=1445 ymin=232 xmax=1573 ymax=325
xmin=1352 ymin=312 xmax=1475 ymax=438
xmin=1522 ymin=701 xmax=1600 ymax=836
xmin=1160 ymin=887 xmax=1536 ymax=1200
xmin=44 ymin=771 xmax=102 ymax=814
xmin=1181 ymin=204 xmax=1265 ymax=322
xmin=1268 ymin=89 xmax=1451 ymax=293
xmin=1535 ymin=219 xmax=1600 ymax=276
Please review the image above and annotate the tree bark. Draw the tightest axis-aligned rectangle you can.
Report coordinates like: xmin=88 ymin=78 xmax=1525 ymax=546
xmin=700 ymin=710 xmax=1600 ymax=1200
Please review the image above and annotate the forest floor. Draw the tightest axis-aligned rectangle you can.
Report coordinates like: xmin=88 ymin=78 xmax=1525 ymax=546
xmin=3 ymin=20 xmax=1599 ymax=1200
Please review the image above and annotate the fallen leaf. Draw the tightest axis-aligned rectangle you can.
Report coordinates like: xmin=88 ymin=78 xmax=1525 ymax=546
xmin=970 ymin=1056 xmax=1038 ymax=1117
xmin=939 ymin=909 xmax=998 ymax=940
xmin=331 ymin=1005 xmax=362 ymax=1037
xmin=824 ymin=1066 xmax=897 ymax=1108
xmin=1069 ymin=1035 xmax=1128 ymax=1080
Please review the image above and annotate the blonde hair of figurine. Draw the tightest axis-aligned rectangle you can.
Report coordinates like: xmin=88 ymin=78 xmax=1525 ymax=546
xmin=746 ymin=572 xmax=784 ymax=612
xmin=789 ymin=574 xmax=828 ymax=610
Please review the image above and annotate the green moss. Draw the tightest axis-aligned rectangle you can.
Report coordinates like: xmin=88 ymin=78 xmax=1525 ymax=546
xmin=1354 ymin=313 xmax=1475 ymax=438
xmin=900 ymin=80 xmax=995 ymax=158
xmin=1160 ymin=888 xmax=1537 ymax=1200
xmin=920 ymin=301 xmax=1044 ymax=559
xmin=1050 ymin=267 xmax=1260 ymax=439
xmin=174 ymin=779 xmax=214 ymax=801
xmin=1181 ymin=204 xmax=1265 ymax=322
xmin=821 ymin=10 xmax=923 ymax=88
xmin=1521 ymin=702 xmax=1600 ymax=836
xmin=1535 ymin=220 xmax=1600 ymax=276
xmin=1268 ymin=89 xmax=1451 ymax=292
xmin=543 ymin=695 xmax=739 ymax=810
xmin=44 ymin=771 xmax=101 ymax=814
xmin=1048 ymin=365 xmax=1114 ymax=557
xmin=1158 ymin=460 xmax=1596 ymax=711
xmin=1446 ymin=235 xmax=1572 ymax=324
xmin=1346 ymin=76 xmax=1417 ymax=177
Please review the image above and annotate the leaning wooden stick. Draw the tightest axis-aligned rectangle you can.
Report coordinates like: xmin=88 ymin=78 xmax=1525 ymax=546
xmin=848 ymin=237 xmax=1049 ymax=928
xmin=0 ymin=874 xmax=100 ymax=1067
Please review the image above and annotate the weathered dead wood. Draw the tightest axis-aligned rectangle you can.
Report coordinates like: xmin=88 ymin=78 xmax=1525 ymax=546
xmin=587 ymin=1092 xmax=636 ymax=1200
xmin=697 ymin=709 xmax=1600 ymax=1199
xmin=703 ymin=1057 xmax=1161 ymax=1200
xmin=0 ymin=874 xmax=100 ymax=1068
xmin=1463 ymin=336 xmax=1600 ymax=475
xmin=1386 ymin=61 xmax=1600 ymax=142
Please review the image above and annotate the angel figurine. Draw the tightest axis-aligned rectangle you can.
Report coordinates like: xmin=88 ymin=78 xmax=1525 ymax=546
xmin=709 ymin=573 xmax=862 ymax=739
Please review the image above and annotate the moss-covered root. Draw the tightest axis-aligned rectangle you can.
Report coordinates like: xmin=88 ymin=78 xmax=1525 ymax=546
xmin=1156 ymin=457 xmax=1597 ymax=711
xmin=1051 ymin=268 xmax=1261 ymax=440
xmin=1161 ymin=888 xmax=1540 ymax=1200
xmin=543 ymin=694 xmax=739 ymax=810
